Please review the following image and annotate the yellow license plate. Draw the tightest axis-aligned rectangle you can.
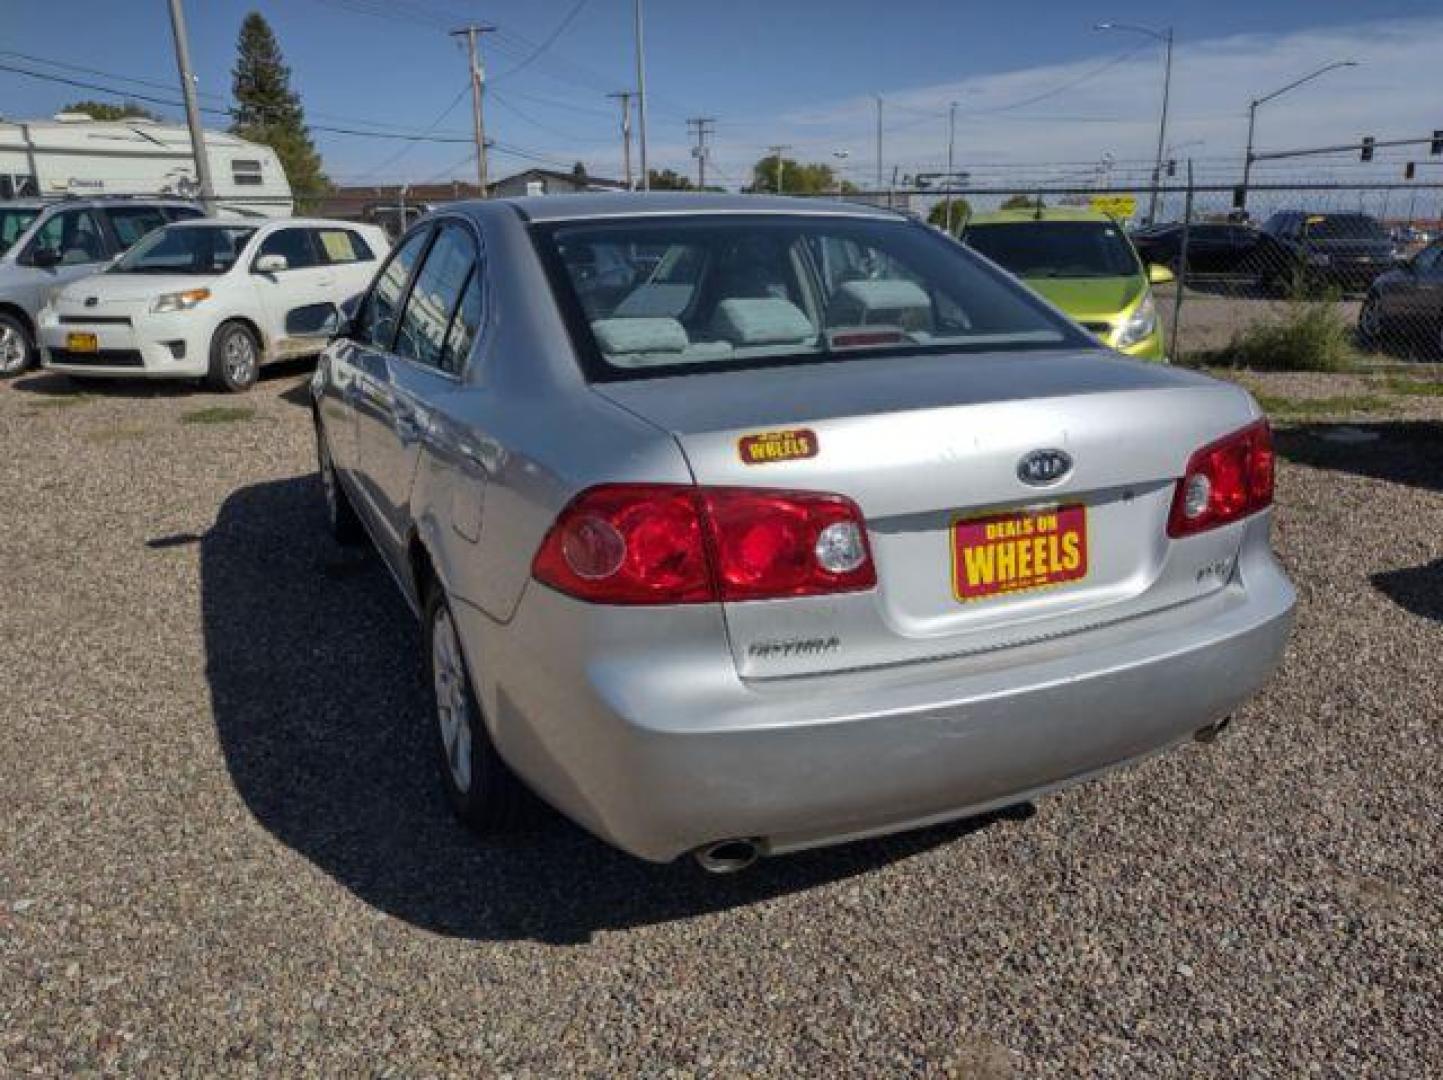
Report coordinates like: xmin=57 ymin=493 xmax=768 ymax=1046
xmin=66 ymin=332 xmax=99 ymax=353
xmin=952 ymin=504 xmax=1088 ymax=601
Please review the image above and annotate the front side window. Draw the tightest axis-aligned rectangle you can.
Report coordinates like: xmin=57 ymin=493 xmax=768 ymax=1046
xmin=27 ymin=209 xmax=108 ymax=265
xmin=358 ymin=226 xmax=430 ymax=350
xmin=104 ymin=206 xmax=169 ymax=249
xmin=255 ymin=228 xmax=318 ymax=270
xmin=394 ymin=224 xmax=475 ymax=370
xmin=111 ymin=225 xmax=256 ymax=274
xmin=538 ymin=215 xmax=1081 ymax=378
xmin=965 ymin=222 xmax=1140 ymax=280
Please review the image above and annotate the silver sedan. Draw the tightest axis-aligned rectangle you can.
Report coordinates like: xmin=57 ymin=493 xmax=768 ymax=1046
xmin=309 ymin=193 xmax=1294 ymax=871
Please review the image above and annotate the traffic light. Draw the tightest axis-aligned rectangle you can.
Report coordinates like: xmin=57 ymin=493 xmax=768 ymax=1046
xmin=1432 ymin=130 xmax=1443 ymax=156
xmin=1166 ymin=159 xmax=1176 ymax=177
xmin=1405 ymin=162 xmax=1417 ymax=180
xmin=1360 ymin=136 xmax=1375 ymax=162
xmin=1232 ymin=185 xmax=1246 ymax=210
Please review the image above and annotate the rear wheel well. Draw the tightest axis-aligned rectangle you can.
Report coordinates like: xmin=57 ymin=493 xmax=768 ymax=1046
xmin=408 ymin=536 xmax=437 ymax=609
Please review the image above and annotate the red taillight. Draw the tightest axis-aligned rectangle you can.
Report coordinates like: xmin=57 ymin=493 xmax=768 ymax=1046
xmin=1167 ymin=419 xmax=1274 ymax=538
xmin=531 ymin=484 xmax=876 ymax=605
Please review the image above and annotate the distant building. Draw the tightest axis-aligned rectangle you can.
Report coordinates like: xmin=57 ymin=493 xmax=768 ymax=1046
xmin=486 ymin=167 xmax=627 ymax=198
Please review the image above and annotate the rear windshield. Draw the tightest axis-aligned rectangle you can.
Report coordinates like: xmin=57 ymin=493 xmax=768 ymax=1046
xmin=535 ymin=215 xmax=1083 ymax=378
xmin=965 ymin=221 xmax=1140 ymax=280
xmin=111 ymin=224 xmax=256 ymax=274
xmin=0 ymin=207 xmax=40 ymax=256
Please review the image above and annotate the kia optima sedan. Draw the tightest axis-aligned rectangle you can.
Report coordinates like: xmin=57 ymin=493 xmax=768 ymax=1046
xmin=309 ymin=194 xmax=1294 ymax=871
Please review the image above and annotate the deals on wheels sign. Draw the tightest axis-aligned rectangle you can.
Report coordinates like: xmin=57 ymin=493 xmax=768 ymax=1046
xmin=1089 ymin=194 xmax=1138 ymax=220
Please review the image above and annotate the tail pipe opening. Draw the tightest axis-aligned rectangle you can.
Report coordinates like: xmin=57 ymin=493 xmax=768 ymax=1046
xmin=693 ymin=839 xmax=761 ymax=874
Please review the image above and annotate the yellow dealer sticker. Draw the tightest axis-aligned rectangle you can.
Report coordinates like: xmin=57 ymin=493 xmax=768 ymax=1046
xmin=738 ymin=429 xmax=818 ymax=465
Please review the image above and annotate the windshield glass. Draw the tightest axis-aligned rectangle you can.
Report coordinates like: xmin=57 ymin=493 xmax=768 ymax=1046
xmin=965 ymin=221 xmax=1140 ymax=279
xmin=1305 ymin=214 xmax=1387 ymax=241
xmin=537 ymin=215 xmax=1081 ymax=377
xmin=0 ymin=207 xmax=41 ymax=257
xmin=112 ymin=224 xmax=256 ymax=274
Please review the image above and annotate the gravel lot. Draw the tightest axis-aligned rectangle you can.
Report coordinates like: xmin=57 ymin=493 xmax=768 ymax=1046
xmin=2 ymin=363 xmax=1440 ymax=1076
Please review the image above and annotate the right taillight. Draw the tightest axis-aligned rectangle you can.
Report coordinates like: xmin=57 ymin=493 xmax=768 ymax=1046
xmin=1167 ymin=419 xmax=1274 ymax=538
xmin=531 ymin=483 xmax=876 ymax=605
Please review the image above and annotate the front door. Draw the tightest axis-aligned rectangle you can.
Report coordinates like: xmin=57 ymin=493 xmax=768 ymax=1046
xmin=250 ymin=226 xmax=337 ymax=359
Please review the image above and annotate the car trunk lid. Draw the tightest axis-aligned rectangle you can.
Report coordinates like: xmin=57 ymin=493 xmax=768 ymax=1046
xmin=594 ymin=349 xmax=1260 ymax=678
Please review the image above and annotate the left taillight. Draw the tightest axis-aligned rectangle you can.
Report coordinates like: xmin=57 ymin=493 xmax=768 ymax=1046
xmin=1167 ymin=419 xmax=1274 ymax=538
xmin=531 ymin=483 xmax=876 ymax=605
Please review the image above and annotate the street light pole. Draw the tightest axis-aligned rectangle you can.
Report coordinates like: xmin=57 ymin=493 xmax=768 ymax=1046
xmin=945 ymin=101 xmax=958 ymax=233
xmin=1094 ymin=22 xmax=1172 ymax=225
xmin=1240 ymin=60 xmax=1358 ymax=212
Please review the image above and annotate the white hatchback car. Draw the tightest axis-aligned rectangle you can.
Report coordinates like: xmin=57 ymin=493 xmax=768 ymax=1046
xmin=38 ymin=217 xmax=389 ymax=392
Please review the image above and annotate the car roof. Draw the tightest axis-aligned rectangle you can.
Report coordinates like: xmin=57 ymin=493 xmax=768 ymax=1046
xmin=481 ymin=191 xmax=905 ymax=224
xmin=166 ymin=216 xmax=375 ymax=229
xmin=968 ymin=207 xmax=1118 ymax=226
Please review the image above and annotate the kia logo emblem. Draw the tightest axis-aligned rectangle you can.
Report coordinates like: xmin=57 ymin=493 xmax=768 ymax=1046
xmin=1017 ymin=449 xmax=1073 ymax=487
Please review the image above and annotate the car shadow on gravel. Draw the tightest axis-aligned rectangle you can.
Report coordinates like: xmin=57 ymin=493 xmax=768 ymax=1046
xmin=202 ymin=475 xmax=1010 ymax=944
xmin=1371 ymin=560 xmax=1443 ymax=623
xmin=1273 ymin=421 xmax=1443 ymax=493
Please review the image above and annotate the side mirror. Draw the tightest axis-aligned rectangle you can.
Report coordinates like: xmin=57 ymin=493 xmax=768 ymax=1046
xmin=286 ymin=302 xmax=342 ymax=340
xmin=254 ymin=253 xmax=288 ymax=274
xmin=1147 ymin=262 xmax=1175 ymax=285
xmin=29 ymin=246 xmax=62 ymax=269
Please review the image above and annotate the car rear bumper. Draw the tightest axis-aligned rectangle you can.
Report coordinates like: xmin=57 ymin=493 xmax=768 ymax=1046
xmin=38 ymin=310 xmax=212 ymax=378
xmin=455 ymin=515 xmax=1295 ymax=863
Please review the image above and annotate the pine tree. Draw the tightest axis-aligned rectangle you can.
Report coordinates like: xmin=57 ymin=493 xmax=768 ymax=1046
xmin=230 ymin=12 xmax=328 ymax=205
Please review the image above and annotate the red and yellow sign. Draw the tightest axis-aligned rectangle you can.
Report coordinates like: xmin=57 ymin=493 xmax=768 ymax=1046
xmin=952 ymin=504 xmax=1088 ymax=601
xmin=738 ymin=428 xmax=818 ymax=465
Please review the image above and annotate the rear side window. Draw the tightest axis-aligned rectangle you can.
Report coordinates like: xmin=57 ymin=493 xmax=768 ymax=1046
xmin=314 ymin=228 xmax=375 ymax=264
xmin=394 ymin=224 xmax=476 ymax=371
xmin=358 ymin=226 xmax=430 ymax=350
xmin=104 ymin=206 xmax=169 ymax=249
xmin=255 ymin=227 xmax=319 ymax=270
xmin=165 ymin=205 xmax=205 ymax=222
xmin=441 ymin=267 xmax=484 ymax=375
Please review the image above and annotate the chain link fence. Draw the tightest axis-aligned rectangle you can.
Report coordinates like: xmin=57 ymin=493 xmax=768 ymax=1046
xmin=920 ymin=178 xmax=1443 ymax=368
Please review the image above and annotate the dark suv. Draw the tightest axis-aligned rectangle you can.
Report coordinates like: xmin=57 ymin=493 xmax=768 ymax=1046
xmin=1259 ymin=211 xmax=1398 ymax=293
xmin=0 ymin=196 xmax=204 ymax=375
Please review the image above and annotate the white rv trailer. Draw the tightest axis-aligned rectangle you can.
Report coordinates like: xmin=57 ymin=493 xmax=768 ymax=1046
xmin=0 ymin=114 xmax=292 ymax=217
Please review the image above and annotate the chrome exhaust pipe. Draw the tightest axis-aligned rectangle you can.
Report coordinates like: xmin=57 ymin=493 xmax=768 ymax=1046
xmin=1194 ymin=715 xmax=1232 ymax=744
xmin=693 ymin=839 xmax=761 ymax=874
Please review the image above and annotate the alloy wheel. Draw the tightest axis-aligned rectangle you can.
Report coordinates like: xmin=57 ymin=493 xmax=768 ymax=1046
xmin=0 ymin=323 xmax=28 ymax=374
xmin=223 ymin=330 xmax=257 ymax=386
xmin=432 ymin=604 xmax=473 ymax=794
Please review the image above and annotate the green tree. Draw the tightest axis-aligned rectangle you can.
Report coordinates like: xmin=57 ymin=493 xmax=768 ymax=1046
xmin=1000 ymin=194 xmax=1045 ymax=211
xmin=927 ymin=197 xmax=972 ymax=235
xmin=230 ymin=11 xmax=328 ymax=205
xmin=61 ymin=100 xmax=162 ymax=122
xmin=647 ymin=168 xmax=694 ymax=191
xmin=749 ymin=154 xmax=839 ymax=195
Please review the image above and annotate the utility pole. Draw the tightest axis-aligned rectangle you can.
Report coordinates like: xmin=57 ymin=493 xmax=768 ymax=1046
xmin=608 ymin=91 xmax=635 ymax=189
xmin=166 ymin=0 xmax=215 ymax=213
xmin=634 ymin=0 xmax=650 ymax=190
xmin=874 ymin=96 xmax=884 ymax=193
xmin=451 ymin=23 xmax=495 ymax=196
xmin=767 ymin=144 xmax=790 ymax=193
xmin=687 ymin=117 xmax=715 ymax=189
xmin=944 ymin=101 xmax=958 ymax=232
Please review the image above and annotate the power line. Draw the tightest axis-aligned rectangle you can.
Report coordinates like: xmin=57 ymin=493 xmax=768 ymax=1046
xmin=349 ymin=82 xmax=471 ymax=181
xmin=492 ymin=0 xmax=590 ymax=81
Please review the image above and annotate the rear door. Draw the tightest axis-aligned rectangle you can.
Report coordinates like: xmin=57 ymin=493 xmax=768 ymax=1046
xmin=312 ymin=225 xmax=383 ymax=304
xmin=250 ymin=226 xmax=334 ymax=357
xmin=352 ymin=220 xmax=479 ymax=558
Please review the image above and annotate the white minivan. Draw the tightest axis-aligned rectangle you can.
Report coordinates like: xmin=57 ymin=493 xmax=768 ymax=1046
xmin=38 ymin=217 xmax=389 ymax=392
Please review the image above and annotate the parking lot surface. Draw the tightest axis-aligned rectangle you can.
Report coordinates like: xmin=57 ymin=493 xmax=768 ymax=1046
xmin=3 ymin=365 xmax=1440 ymax=1076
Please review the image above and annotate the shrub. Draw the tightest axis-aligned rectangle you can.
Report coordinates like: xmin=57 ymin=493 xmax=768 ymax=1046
xmin=1228 ymin=300 xmax=1356 ymax=372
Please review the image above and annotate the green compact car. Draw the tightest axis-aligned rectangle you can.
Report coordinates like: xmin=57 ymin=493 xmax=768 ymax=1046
xmin=963 ymin=207 xmax=1172 ymax=361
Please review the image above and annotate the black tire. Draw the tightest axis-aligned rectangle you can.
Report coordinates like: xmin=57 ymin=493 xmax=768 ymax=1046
xmin=206 ymin=320 xmax=261 ymax=393
xmin=0 ymin=311 xmax=36 ymax=377
xmin=314 ymin=419 xmax=365 ymax=546
xmin=424 ymin=586 xmax=528 ymax=831
xmin=1357 ymin=294 xmax=1384 ymax=347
